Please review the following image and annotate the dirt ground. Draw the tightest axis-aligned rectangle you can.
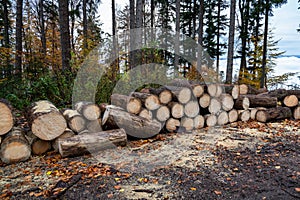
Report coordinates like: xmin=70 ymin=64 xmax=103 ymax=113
xmin=0 ymin=120 xmax=299 ymax=200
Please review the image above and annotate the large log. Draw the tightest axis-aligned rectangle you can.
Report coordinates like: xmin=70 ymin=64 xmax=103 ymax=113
xmin=283 ymin=95 xmax=298 ymax=107
xmin=110 ymin=94 xmax=142 ymax=114
xmin=220 ymin=94 xmax=234 ymax=111
xmin=223 ymin=85 xmax=240 ymax=99
xmin=102 ymin=106 xmax=162 ymax=138
xmin=256 ymin=107 xmax=292 ymax=123
xmin=154 ymin=106 xmax=170 ymax=122
xmin=266 ymin=89 xmax=300 ymax=101
xmin=52 ymin=128 xmax=75 ymax=152
xmin=238 ymin=95 xmax=277 ymax=108
xmin=58 ymin=129 xmax=127 ymax=157
xmin=168 ymin=102 xmax=184 ymax=119
xmin=294 ymin=106 xmax=300 ymax=120
xmin=0 ymin=127 xmax=31 ymax=164
xmin=62 ymin=109 xmax=86 ymax=133
xmin=234 ymin=96 xmax=250 ymax=110
xmin=75 ymin=101 xmax=101 ymax=121
xmin=165 ymin=118 xmax=180 ymax=132
xmin=199 ymin=93 xmax=211 ymax=108
xmin=239 ymin=84 xmax=267 ymax=95
xmin=184 ymin=101 xmax=200 ymax=118
xmin=0 ymin=99 xmax=14 ymax=136
xmin=149 ymin=88 xmax=173 ymax=105
xmin=208 ymin=98 xmax=222 ymax=114
xmin=131 ymin=92 xmax=160 ymax=110
xmin=27 ymin=100 xmax=67 ymax=141
xmin=25 ymin=131 xmax=51 ymax=155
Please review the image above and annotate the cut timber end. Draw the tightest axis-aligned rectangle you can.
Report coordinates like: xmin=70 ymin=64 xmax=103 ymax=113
xmin=75 ymin=102 xmax=101 ymax=121
xmin=256 ymin=107 xmax=292 ymax=123
xmin=238 ymin=110 xmax=250 ymax=122
xmin=145 ymin=95 xmax=160 ymax=110
xmin=220 ymin=94 xmax=234 ymax=111
xmin=0 ymin=101 xmax=14 ymax=135
xmin=155 ymin=106 xmax=170 ymax=122
xmin=217 ymin=111 xmax=229 ymax=126
xmin=293 ymin=106 xmax=300 ymax=120
xmin=184 ymin=101 xmax=200 ymax=118
xmin=208 ymin=84 xmax=222 ymax=97
xmin=239 ymin=84 xmax=248 ymax=95
xmin=199 ymin=93 xmax=211 ymax=108
xmin=169 ymin=102 xmax=184 ymax=119
xmin=178 ymin=87 xmax=192 ymax=104
xmin=283 ymin=95 xmax=298 ymax=107
xmin=159 ymin=90 xmax=173 ymax=105
xmin=205 ymin=114 xmax=217 ymax=127
xmin=181 ymin=118 xmax=194 ymax=132
xmin=192 ymin=85 xmax=204 ymax=98
xmin=228 ymin=109 xmax=238 ymax=123
xmin=166 ymin=118 xmax=180 ymax=132
xmin=208 ymin=98 xmax=221 ymax=114
xmin=194 ymin=115 xmax=205 ymax=129
xmin=139 ymin=109 xmax=153 ymax=120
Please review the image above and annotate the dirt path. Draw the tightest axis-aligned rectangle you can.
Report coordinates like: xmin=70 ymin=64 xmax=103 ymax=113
xmin=1 ymin=120 xmax=299 ymax=199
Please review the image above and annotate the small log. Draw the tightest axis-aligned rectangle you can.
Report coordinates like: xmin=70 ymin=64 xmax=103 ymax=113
xmin=62 ymin=109 xmax=86 ymax=133
xmin=239 ymin=95 xmax=277 ymax=108
xmin=165 ymin=118 xmax=180 ymax=132
xmin=165 ymin=86 xmax=192 ymax=104
xmin=208 ymin=98 xmax=221 ymax=114
xmin=52 ymin=129 xmax=75 ymax=152
xmin=75 ymin=101 xmax=101 ymax=121
xmin=86 ymin=119 xmax=102 ymax=133
xmin=110 ymin=94 xmax=142 ymax=114
xmin=223 ymin=85 xmax=239 ymax=99
xmin=25 ymin=131 xmax=51 ymax=155
xmin=181 ymin=118 xmax=194 ymax=132
xmin=168 ymin=102 xmax=184 ymax=119
xmin=228 ymin=109 xmax=238 ymax=123
xmin=207 ymin=84 xmax=222 ymax=97
xmin=293 ymin=106 xmax=300 ymax=120
xmin=283 ymin=95 xmax=298 ymax=107
xmin=149 ymin=88 xmax=173 ymax=105
xmin=58 ymin=129 xmax=127 ymax=158
xmin=249 ymin=107 xmax=266 ymax=120
xmin=184 ymin=101 xmax=200 ymax=118
xmin=199 ymin=93 xmax=211 ymax=108
xmin=234 ymin=96 xmax=250 ymax=110
xmin=238 ymin=110 xmax=251 ymax=122
xmin=0 ymin=99 xmax=14 ymax=136
xmin=192 ymin=84 xmax=204 ymax=98
xmin=139 ymin=109 xmax=153 ymax=120
xmin=102 ymin=106 xmax=162 ymax=138
xmin=256 ymin=107 xmax=292 ymax=123
xmin=194 ymin=115 xmax=205 ymax=129
xmin=154 ymin=106 xmax=170 ymax=122
xmin=220 ymin=94 xmax=234 ymax=111
xmin=0 ymin=127 xmax=31 ymax=164
xmin=131 ymin=92 xmax=160 ymax=110
xmin=205 ymin=114 xmax=217 ymax=127
xmin=217 ymin=111 xmax=229 ymax=126
xmin=27 ymin=100 xmax=67 ymax=141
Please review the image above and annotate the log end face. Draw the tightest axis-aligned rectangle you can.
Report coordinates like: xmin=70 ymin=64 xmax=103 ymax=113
xmin=0 ymin=103 xmax=14 ymax=135
xmin=1 ymin=142 xmax=31 ymax=164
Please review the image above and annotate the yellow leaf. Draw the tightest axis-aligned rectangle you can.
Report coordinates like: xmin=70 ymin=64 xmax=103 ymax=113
xmin=46 ymin=171 xmax=52 ymax=175
xmin=190 ymin=187 xmax=197 ymax=191
xmin=114 ymin=178 xmax=121 ymax=182
xmin=275 ymin=166 xmax=281 ymax=169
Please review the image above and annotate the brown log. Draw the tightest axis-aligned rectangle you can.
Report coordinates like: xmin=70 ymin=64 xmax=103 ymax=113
xmin=0 ymin=127 xmax=31 ymax=164
xmin=199 ymin=93 xmax=211 ymax=108
xmin=294 ymin=106 xmax=300 ymax=120
xmin=184 ymin=101 xmax=200 ymax=118
xmin=168 ymin=102 xmax=184 ymax=119
xmin=131 ymin=92 xmax=160 ymax=110
xmin=205 ymin=114 xmax=217 ymax=127
xmin=139 ymin=109 xmax=153 ymax=120
xmin=192 ymin=84 xmax=204 ymax=98
xmin=228 ymin=109 xmax=238 ymax=123
xmin=283 ymin=95 xmax=298 ymax=107
xmin=86 ymin=118 xmax=102 ymax=133
xmin=62 ymin=109 xmax=86 ymax=133
xmin=240 ymin=84 xmax=267 ymax=95
xmin=154 ymin=106 xmax=170 ymax=122
xmin=217 ymin=111 xmax=229 ymax=126
xmin=256 ymin=107 xmax=292 ymax=123
xmin=238 ymin=110 xmax=250 ymax=122
xmin=238 ymin=95 xmax=277 ymax=108
xmin=234 ymin=96 xmax=250 ymax=110
xmin=181 ymin=118 xmax=194 ymax=132
xmin=208 ymin=98 xmax=221 ymax=114
xmin=102 ymin=106 xmax=162 ymax=138
xmin=52 ymin=128 xmax=75 ymax=152
xmin=165 ymin=118 xmax=180 ymax=132
xmin=25 ymin=131 xmax=51 ymax=155
xmin=207 ymin=84 xmax=222 ymax=97
xmin=220 ymin=94 xmax=234 ymax=111
xmin=0 ymin=99 xmax=14 ymax=136
xmin=110 ymin=94 xmax=142 ymax=114
xmin=194 ymin=115 xmax=205 ymax=129
xmin=264 ymin=89 xmax=300 ymax=101
xmin=149 ymin=88 xmax=173 ymax=105
xmin=165 ymin=86 xmax=192 ymax=104
xmin=75 ymin=101 xmax=101 ymax=121
xmin=223 ymin=85 xmax=239 ymax=99
xmin=27 ymin=100 xmax=67 ymax=141
xmin=58 ymin=129 xmax=127 ymax=157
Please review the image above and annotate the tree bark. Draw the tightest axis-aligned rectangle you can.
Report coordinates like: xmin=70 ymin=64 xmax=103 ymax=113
xmin=256 ymin=107 xmax=292 ymax=123
xmin=239 ymin=94 xmax=277 ymax=108
xmin=39 ymin=0 xmax=47 ymax=56
xmin=52 ymin=128 xmax=75 ymax=152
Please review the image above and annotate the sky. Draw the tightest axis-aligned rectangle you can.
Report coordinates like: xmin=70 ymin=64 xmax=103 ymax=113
xmin=98 ymin=0 xmax=300 ymax=86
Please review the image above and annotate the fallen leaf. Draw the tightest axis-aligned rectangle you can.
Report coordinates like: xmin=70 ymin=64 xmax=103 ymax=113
xmin=295 ymin=188 xmax=300 ymax=192
xmin=190 ymin=187 xmax=197 ymax=191
xmin=107 ymin=193 xmax=113 ymax=198
xmin=275 ymin=166 xmax=281 ymax=169
xmin=214 ymin=190 xmax=222 ymax=195
xmin=114 ymin=185 xmax=121 ymax=190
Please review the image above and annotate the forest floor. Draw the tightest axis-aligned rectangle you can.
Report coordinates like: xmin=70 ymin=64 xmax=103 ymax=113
xmin=0 ymin=120 xmax=299 ymax=200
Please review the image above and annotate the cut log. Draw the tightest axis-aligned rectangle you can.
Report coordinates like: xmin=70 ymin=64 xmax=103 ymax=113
xmin=139 ymin=109 xmax=153 ymax=120
xmin=256 ymin=107 xmax=292 ymax=123
xmin=238 ymin=95 xmax=277 ymax=108
xmin=223 ymin=85 xmax=239 ymax=99
xmin=293 ymin=106 xmax=300 ymax=120
xmin=240 ymin=84 xmax=267 ymax=95
xmin=192 ymin=84 xmax=204 ymax=98
xmin=25 ymin=131 xmax=51 ymax=155
xmin=0 ymin=99 xmax=14 ymax=136
xmin=86 ymin=119 xmax=102 ymax=133
xmin=220 ymin=94 xmax=234 ymax=111
xmin=149 ymin=88 xmax=173 ymax=105
xmin=283 ymin=95 xmax=298 ymax=107
xmin=110 ymin=94 xmax=142 ymax=114
xmin=131 ymin=92 xmax=160 ymax=110
xmin=207 ymin=84 xmax=222 ymax=97
xmin=165 ymin=86 xmax=192 ymax=104
xmin=217 ymin=111 xmax=229 ymax=126
xmin=62 ymin=109 xmax=86 ymax=133
xmin=238 ymin=110 xmax=251 ymax=122
xmin=0 ymin=127 xmax=31 ymax=164
xmin=194 ymin=115 xmax=205 ymax=129
xmin=52 ymin=129 xmax=75 ymax=152
xmin=208 ymin=98 xmax=221 ymax=114
xmin=58 ymin=129 xmax=127 ymax=157
xmin=234 ymin=96 xmax=250 ymax=110
xmin=181 ymin=118 xmax=194 ymax=132
xmin=102 ymin=106 xmax=162 ymax=138
xmin=199 ymin=93 xmax=211 ymax=108
xmin=205 ymin=114 xmax=217 ymax=127
xmin=154 ymin=106 xmax=170 ymax=122
xmin=168 ymin=102 xmax=184 ymax=119
xmin=228 ymin=109 xmax=238 ymax=123
xmin=75 ymin=101 xmax=101 ymax=121
xmin=263 ymin=89 xmax=300 ymax=101
xmin=165 ymin=118 xmax=180 ymax=132
xmin=184 ymin=101 xmax=200 ymax=118
xmin=27 ymin=100 xmax=67 ymax=141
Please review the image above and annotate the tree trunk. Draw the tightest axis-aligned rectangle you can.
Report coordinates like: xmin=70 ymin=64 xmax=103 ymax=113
xmin=15 ymin=0 xmax=23 ymax=77
xmin=39 ymin=0 xmax=47 ymax=56
xmin=256 ymin=107 xmax=292 ymax=123
xmin=239 ymin=94 xmax=277 ymax=108
xmin=266 ymin=89 xmax=300 ymax=101
xmin=58 ymin=129 xmax=127 ymax=157
xmin=27 ymin=100 xmax=67 ymax=141
xmin=110 ymin=94 xmax=142 ymax=114
xmin=3 ymin=0 xmax=11 ymax=75
xmin=174 ymin=0 xmax=180 ymax=75
xmin=129 ymin=0 xmax=135 ymax=69
xmin=197 ymin=0 xmax=204 ymax=70
xmin=0 ymin=127 xmax=31 ymax=164
xmin=61 ymin=109 xmax=86 ymax=133
xmin=75 ymin=101 xmax=101 ymax=121
xmin=260 ymin=0 xmax=269 ymax=89
xmin=0 ymin=99 xmax=14 ymax=136
xmin=83 ymin=0 xmax=88 ymax=51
